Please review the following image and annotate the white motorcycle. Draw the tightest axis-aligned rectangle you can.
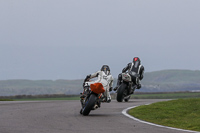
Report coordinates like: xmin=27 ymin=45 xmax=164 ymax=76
xmin=116 ymin=71 xmax=139 ymax=102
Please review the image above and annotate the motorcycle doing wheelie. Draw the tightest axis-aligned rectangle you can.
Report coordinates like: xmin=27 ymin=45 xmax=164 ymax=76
xmin=116 ymin=71 xmax=139 ymax=102
xmin=80 ymin=82 xmax=107 ymax=116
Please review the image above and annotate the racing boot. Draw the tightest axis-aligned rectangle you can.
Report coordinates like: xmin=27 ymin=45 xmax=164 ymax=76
xmin=93 ymin=104 xmax=99 ymax=110
xmin=80 ymin=93 xmax=86 ymax=99
xmin=106 ymin=97 xmax=111 ymax=103
xmin=100 ymin=95 xmax=107 ymax=102
xmin=137 ymin=83 xmax=141 ymax=89
xmin=97 ymin=100 xmax=101 ymax=108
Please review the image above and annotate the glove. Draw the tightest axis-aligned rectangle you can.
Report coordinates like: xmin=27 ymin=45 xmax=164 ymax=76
xmin=113 ymin=87 xmax=118 ymax=91
xmin=84 ymin=75 xmax=91 ymax=82
xmin=139 ymin=75 xmax=143 ymax=80
xmin=82 ymin=82 xmax=85 ymax=88
xmin=137 ymin=84 xmax=141 ymax=89
xmin=109 ymin=87 xmax=113 ymax=92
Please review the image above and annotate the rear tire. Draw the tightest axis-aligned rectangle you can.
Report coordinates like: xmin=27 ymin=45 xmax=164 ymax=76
xmin=116 ymin=83 xmax=127 ymax=102
xmin=80 ymin=109 xmax=83 ymax=114
xmin=82 ymin=94 xmax=97 ymax=116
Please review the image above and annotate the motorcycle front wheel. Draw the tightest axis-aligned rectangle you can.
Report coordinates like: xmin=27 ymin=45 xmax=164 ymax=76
xmin=82 ymin=94 xmax=97 ymax=116
xmin=116 ymin=83 xmax=127 ymax=102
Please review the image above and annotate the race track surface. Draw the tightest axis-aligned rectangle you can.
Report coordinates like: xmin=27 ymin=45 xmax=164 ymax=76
xmin=0 ymin=99 xmax=193 ymax=133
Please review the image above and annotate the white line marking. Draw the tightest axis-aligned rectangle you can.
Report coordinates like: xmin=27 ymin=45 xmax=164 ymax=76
xmin=122 ymin=105 xmax=200 ymax=133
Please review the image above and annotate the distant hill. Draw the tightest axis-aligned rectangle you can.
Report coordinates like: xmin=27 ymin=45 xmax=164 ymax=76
xmin=141 ymin=69 xmax=200 ymax=92
xmin=0 ymin=69 xmax=200 ymax=96
xmin=0 ymin=79 xmax=83 ymax=96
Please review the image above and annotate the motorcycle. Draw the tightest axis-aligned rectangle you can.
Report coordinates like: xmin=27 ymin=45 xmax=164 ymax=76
xmin=80 ymin=82 xmax=106 ymax=116
xmin=116 ymin=71 xmax=139 ymax=102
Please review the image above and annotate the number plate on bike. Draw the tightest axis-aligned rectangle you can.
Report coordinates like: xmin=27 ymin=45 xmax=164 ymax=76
xmin=122 ymin=73 xmax=131 ymax=82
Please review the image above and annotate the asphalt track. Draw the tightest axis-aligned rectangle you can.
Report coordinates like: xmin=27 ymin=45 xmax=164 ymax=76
xmin=0 ymin=99 xmax=197 ymax=133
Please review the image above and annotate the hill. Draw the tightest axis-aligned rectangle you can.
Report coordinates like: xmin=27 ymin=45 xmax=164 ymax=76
xmin=0 ymin=69 xmax=200 ymax=96
xmin=141 ymin=69 xmax=200 ymax=92
xmin=0 ymin=79 xmax=83 ymax=96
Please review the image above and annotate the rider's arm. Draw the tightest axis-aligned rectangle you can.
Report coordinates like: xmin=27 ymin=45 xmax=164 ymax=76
xmin=109 ymin=76 xmax=114 ymax=88
xmin=90 ymin=71 xmax=100 ymax=78
xmin=108 ymin=75 xmax=114 ymax=91
xmin=139 ymin=65 xmax=145 ymax=80
xmin=122 ymin=63 xmax=131 ymax=73
xmin=85 ymin=71 xmax=100 ymax=82
xmin=84 ymin=74 xmax=91 ymax=82
xmin=84 ymin=71 xmax=100 ymax=83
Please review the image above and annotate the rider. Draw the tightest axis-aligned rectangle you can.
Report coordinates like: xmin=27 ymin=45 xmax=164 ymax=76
xmin=84 ymin=65 xmax=114 ymax=103
xmin=114 ymin=57 xmax=144 ymax=91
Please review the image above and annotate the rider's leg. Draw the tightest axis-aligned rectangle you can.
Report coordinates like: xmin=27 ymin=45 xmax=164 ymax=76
xmin=103 ymin=87 xmax=111 ymax=103
xmin=131 ymin=76 xmax=141 ymax=89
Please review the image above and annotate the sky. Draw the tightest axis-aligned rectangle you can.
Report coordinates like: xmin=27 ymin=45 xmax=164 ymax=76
xmin=0 ymin=0 xmax=200 ymax=80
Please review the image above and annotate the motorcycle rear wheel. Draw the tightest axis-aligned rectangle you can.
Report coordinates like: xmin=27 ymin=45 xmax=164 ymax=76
xmin=82 ymin=94 xmax=97 ymax=116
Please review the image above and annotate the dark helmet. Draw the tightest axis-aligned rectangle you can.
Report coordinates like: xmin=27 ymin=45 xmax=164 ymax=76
xmin=101 ymin=65 xmax=110 ymax=75
xmin=133 ymin=57 xmax=141 ymax=68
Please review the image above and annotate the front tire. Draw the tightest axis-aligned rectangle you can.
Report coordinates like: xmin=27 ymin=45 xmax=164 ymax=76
xmin=116 ymin=83 xmax=127 ymax=102
xmin=82 ymin=94 xmax=97 ymax=116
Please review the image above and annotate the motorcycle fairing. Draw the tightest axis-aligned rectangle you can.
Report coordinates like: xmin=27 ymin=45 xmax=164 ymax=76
xmin=90 ymin=83 xmax=105 ymax=94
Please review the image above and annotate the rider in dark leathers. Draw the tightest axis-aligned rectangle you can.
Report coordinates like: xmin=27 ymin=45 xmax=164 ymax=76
xmin=114 ymin=57 xmax=144 ymax=91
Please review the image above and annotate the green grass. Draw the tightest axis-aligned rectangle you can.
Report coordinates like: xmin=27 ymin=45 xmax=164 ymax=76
xmin=129 ymin=98 xmax=200 ymax=131
xmin=0 ymin=99 xmax=14 ymax=101
xmin=132 ymin=92 xmax=200 ymax=99
xmin=13 ymin=96 xmax=80 ymax=101
xmin=3 ymin=92 xmax=200 ymax=101
xmin=9 ymin=92 xmax=200 ymax=101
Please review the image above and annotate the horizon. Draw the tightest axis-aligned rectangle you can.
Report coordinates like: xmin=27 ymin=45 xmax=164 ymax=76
xmin=1 ymin=69 xmax=199 ymax=81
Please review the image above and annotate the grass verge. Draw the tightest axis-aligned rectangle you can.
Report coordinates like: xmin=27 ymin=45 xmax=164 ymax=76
xmin=13 ymin=96 xmax=80 ymax=101
xmin=0 ymin=99 xmax=14 ymax=101
xmin=131 ymin=92 xmax=200 ymax=99
xmin=128 ymin=98 xmax=200 ymax=131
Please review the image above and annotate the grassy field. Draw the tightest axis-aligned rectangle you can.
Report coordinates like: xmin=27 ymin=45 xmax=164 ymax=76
xmin=132 ymin=92 xmax=200 ymax=99
xmin=128 ymin=98 xmax=200 ymax=132
xmin=13 ymin=96 xmax=80 ymax=101
xmin=1 ymin=92 xmax=200 ymax=101
xmin=0 ymin=99 xmax=14 ymax=101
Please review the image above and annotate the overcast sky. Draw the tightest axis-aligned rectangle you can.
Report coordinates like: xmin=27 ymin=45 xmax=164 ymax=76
xmin=0 ymin=0 xmax=200 ymax=80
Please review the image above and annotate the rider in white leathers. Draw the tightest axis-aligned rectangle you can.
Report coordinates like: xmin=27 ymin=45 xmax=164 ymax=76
xmin=84 ymin=65 xmax=113 ymax=103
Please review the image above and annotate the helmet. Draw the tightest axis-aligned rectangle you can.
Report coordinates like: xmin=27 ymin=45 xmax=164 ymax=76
xmin=101 ymin=65 xmax=110 ymax=75
xmin=133 ymin=57 xmax=140 ymax=62
xmin=133 ymin=57 xmax=141 ymax=68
